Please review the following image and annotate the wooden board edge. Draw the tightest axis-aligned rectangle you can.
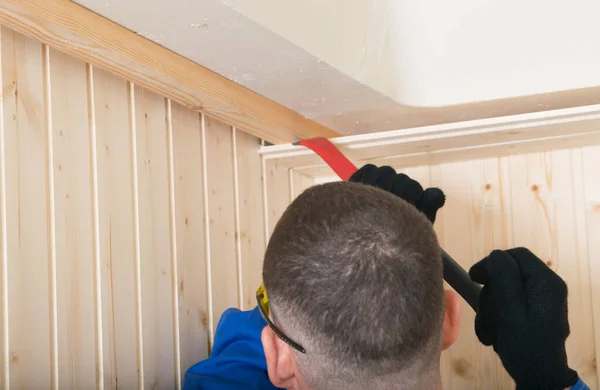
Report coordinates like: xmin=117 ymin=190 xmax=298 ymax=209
xmin=0 ymin=0 xmax=340 ymax=144
xmin=261 ymin=104 xmax=600 ymax=175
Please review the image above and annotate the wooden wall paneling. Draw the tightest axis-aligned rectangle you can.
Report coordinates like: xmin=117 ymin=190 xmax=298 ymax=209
xmin=165 ymin=99 xmax=182 ymax=389
xmin=572 ymin=147 xmax=599 ymax=387
xmin=0 ymin=26 xmax=8 ymax=390
xmin=234 ymin=130 xmax=266 ymax=310
xmin=429 ymin=161 xmax=503 ymax=389
xmin=508 ymin=151 xmax=597 ymax=387
xmin=43 ymin=43 xmax=60 ymax=390
xmin=170 ymin=104 xmax=210 ymax=378
xmin=203 ymin=116 xmax=239 ymax=332
xmin=462 ymin=158 xmax=514 ymax=389
xmin=290 ymin=169 xmax=315 ymax=201
xmin=264 ymin=160 xmax=292 ymax=237
xmin=86 ymin=63 xmax=106 ymax=390
xmin=1 ymin=28 xmax=52 ymax=389
xmin=134 ymin=86 xmax=178 ymax=389
xmin=582 ymin=145 xmax=600 ymax=387
xmin=50 ymin=47 xmax=97 ymax=389
xmin=551 ymin=150 xmax=596 ymax=385
xmin=93 ymin=68 xmax=139 ymax=389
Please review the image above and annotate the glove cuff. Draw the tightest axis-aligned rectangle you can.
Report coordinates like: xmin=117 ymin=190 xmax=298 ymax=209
xmin=514 ymin=365 xmax=579 ymax=390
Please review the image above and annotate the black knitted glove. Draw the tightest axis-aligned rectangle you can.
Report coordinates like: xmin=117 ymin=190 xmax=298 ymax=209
xmin=349 ymin=164 xmax=445 ymax=223
xmin=469 ymin=248 xmax=579 ymax=390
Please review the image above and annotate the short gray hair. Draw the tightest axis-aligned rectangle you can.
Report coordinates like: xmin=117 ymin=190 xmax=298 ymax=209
xmin=263 ymin=182 xmax=445 ymax=389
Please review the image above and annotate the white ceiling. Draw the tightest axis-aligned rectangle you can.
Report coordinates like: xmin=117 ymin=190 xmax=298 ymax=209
xmin=225 ymin=0 xmax=600 ymax=107
xmin=75 ymin=0 xmax=600 ymax=136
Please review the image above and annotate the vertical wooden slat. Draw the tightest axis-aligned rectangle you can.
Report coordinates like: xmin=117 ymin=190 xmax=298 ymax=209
xmin=261 ymin=156 xmax=270 ymax=248
xmin=549 ymin=150 xmax=596 ymax=386
xmin=134 ymin=86 xmax=176 ymax=389
xmin=288 ymin=167 xmax=294 ymax=203
xmin=571 ymin=148 xmax=599 ymax=386
xmin=165 ymin=99 xmax=182 ymax=389
xmin=171 ymin=104 xmax=209 ymax=379
xmin=51 ymin=49 xmax=96 ymax=389
xmin=434 ymin=161 xmax=491 ymax=389
xmin=236 ymin=131 xmax=266 ymax=309
xmin=42 ymin=43 xmax=59 ymax=390
xmin=94 ymin=68 xmax=137 ymax=389
xmin=204 ymin=117 xmax=238 ymax=332
xmin=86 ymin=63 xmax=104 ymax=390
xmin=2 ymin=29 xmax=51 ymax=390
xmin=126 ymin=82 xmax=145 ymax=390
xmin=265 ymin=160 xmax=292 ymax=236
xmin=0 ymin=26 xmax=9 ymax=390
xmin=582 ymin=145 xmax=600 ymax=387
xmin=291 ymin=170 xmax=315 ymax=201
xmin=232 ymin=128 xmax=244 ymax=309
xmin=199 ymin=114 xmax=214 ymax=345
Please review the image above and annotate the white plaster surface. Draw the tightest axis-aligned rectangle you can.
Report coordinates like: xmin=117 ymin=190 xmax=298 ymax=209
xmin=224 ymin=0 xmax=600 ymax=106
xmin=74 ymin=0 xmax=600 ymax=136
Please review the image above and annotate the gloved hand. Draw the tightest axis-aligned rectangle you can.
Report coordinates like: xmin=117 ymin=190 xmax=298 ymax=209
xmin=349 ymin=164 xmax=445 ymax=223
xmin=469 ymin=248 xmax=579 ymax=390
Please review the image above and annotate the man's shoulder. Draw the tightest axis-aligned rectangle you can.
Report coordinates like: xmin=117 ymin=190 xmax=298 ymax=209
xmin=183 ymin=306 xmax=280 ymax=390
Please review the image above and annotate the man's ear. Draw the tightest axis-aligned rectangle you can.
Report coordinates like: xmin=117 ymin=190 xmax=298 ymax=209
xmin=441 ymin=289 xmax=462 ymax=351
xmin=262 ymin=326 xmax=298 ymax=389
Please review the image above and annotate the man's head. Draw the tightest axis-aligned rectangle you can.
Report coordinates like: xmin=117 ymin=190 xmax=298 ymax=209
xmin=261 ymin=181 xmax=461 ymax=390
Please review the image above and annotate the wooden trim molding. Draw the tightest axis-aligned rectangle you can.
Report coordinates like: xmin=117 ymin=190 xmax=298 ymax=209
xmin=0 ymin=0 xmax=339 ymax=144
xmin=261 ymin=104 xmax=600 ymax=178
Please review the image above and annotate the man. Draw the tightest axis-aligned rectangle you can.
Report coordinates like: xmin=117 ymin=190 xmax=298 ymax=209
xmin=183 ymin=165 xmax=587 ymax=390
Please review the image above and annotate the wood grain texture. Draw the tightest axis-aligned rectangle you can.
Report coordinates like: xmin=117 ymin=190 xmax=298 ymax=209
xmin=204 ymin=117 xmax=238 ymax=332
xmin=2 ymin=28 xmax=52 ymax=390
xmin=290 ymin=169 xmax=315 ymax=201
xmin=134 ymin=86 xmax=176 ymax=389
xmin=582 ymin=145 xmax=600 ymax=387
xmin=235 ymin=131 xmax=267 ymax=310
xmin=0 ymin=26 xmax=270 ymax=389
xmin=0 ymin=0 xmax=339 ymax=144
xmin=93 ymin=67 xmax=139 ymax=389
xmin=265 ymin=160 xmax=292 ymax=237
xmin=0 ymin=26 xmax=9 ymax=390
xmin=171 ymin=105 xmax=210 ymax=379
xmin=50 ymin=47 xmax=96 ymax=390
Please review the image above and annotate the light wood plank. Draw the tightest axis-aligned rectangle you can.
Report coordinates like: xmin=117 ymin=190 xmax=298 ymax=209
xmin=235 ymin=131 xmax=267 ymax=310
xmin=93 ymin=68 xmax=138 ymax=389
xmin=550 ymin=150 xmax=597 ymax=386
xmin=50 ymin=47 xmax=97 ymax=390
xmin=582 ymin=145 xmax=600 ymax=387
xmin=42 ymin=41 xmax=60 ymax=390
xmin=204 ymin=117 xmax=238 ymax=332
xmin=265 ymin=161 xmax=292 ymax=237
xmin=134 ymin=86 xmax=176 ymax=389
xmin=0 ymin=26 xmax=9 ymax=390
xmin=290 ymin=170 xmax=315 ymax=201
xmin=508 ymin=151 xmax=597 ymax=387
xmin=86 ymin=63 xmax=105 ymax=390
xmin=171 ymin=104 xmax=210 ymax=378
xmin=0 ymin=0 xmax=339 ymax=145
xmin=433 ymin=161 xmax=498 ymax=389
xmin=2 ymin=28 xmax=52 ymax=390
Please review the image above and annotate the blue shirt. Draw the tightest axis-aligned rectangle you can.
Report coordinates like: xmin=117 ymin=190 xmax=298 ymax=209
xmin=183 ymin=306 xmax=280 ymax=390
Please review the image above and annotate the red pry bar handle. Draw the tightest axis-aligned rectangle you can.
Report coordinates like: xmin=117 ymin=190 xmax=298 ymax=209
xmin=296 ymin=138 xmax=357 ymax=181
xmin=296 ymin=137 xmax=481 ymax=311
